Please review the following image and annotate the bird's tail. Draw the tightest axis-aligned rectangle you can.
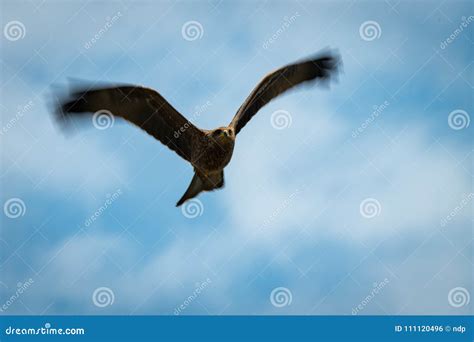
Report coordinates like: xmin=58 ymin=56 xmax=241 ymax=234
xmin=176 ymin=171 xmax=224 ymax=206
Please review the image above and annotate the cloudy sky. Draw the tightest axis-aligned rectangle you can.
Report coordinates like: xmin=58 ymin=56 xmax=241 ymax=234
xmin=0 ymin=0 xmax=472 ymax=315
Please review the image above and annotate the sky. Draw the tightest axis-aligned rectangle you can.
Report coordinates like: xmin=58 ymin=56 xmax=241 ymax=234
xmin=0 ymin=0 xmax=472 ymax=315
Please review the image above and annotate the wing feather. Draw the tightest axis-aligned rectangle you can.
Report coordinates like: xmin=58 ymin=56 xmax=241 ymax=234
xmin=230 ymin=51 xmax=341 ymax=134
xmin=56 ymin=84 xmax=204 ymax=162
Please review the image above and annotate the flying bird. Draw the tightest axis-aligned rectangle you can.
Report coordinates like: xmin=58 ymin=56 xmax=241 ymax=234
xmin=56 ymin=50 xmax=340 ymax=206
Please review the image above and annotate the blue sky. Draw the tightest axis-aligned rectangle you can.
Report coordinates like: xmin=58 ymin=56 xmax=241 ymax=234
xmin=0 ymin=0 xmax=472 ymax=315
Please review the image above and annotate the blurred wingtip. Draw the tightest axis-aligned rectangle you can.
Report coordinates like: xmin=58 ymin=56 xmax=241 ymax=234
xmin=47 ymin=80 xmax=90 ymax=136
xmin=312 ymin=47 xmax=343 ymax=88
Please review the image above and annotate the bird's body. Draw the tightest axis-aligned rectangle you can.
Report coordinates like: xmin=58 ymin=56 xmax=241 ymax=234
xmin=55 ymin=50 xmax=340 ymax=206
xmin=194 ymin=128 xmax=235 ymax=173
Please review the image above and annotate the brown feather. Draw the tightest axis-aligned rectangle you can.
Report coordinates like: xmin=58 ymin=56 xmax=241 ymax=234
xmin=57 ymin=84 xmax=205 ymax=162
xmin=230 ymin=50 xmax=341 ymax=134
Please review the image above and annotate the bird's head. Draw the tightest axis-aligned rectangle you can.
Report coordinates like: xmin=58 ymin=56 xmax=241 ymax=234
xmin=211 ymin=127 xmax=234 ymax=142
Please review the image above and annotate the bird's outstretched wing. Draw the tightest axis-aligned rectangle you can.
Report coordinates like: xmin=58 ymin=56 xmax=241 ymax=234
xmin=56 ymin=83 xmax=205 ymax=162
xmin=230 ymin=50 xmax=341 ymax=135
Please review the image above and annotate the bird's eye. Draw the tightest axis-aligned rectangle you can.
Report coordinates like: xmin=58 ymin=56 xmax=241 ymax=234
xmin=214 ymin=130 xmax=222 ymax=135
